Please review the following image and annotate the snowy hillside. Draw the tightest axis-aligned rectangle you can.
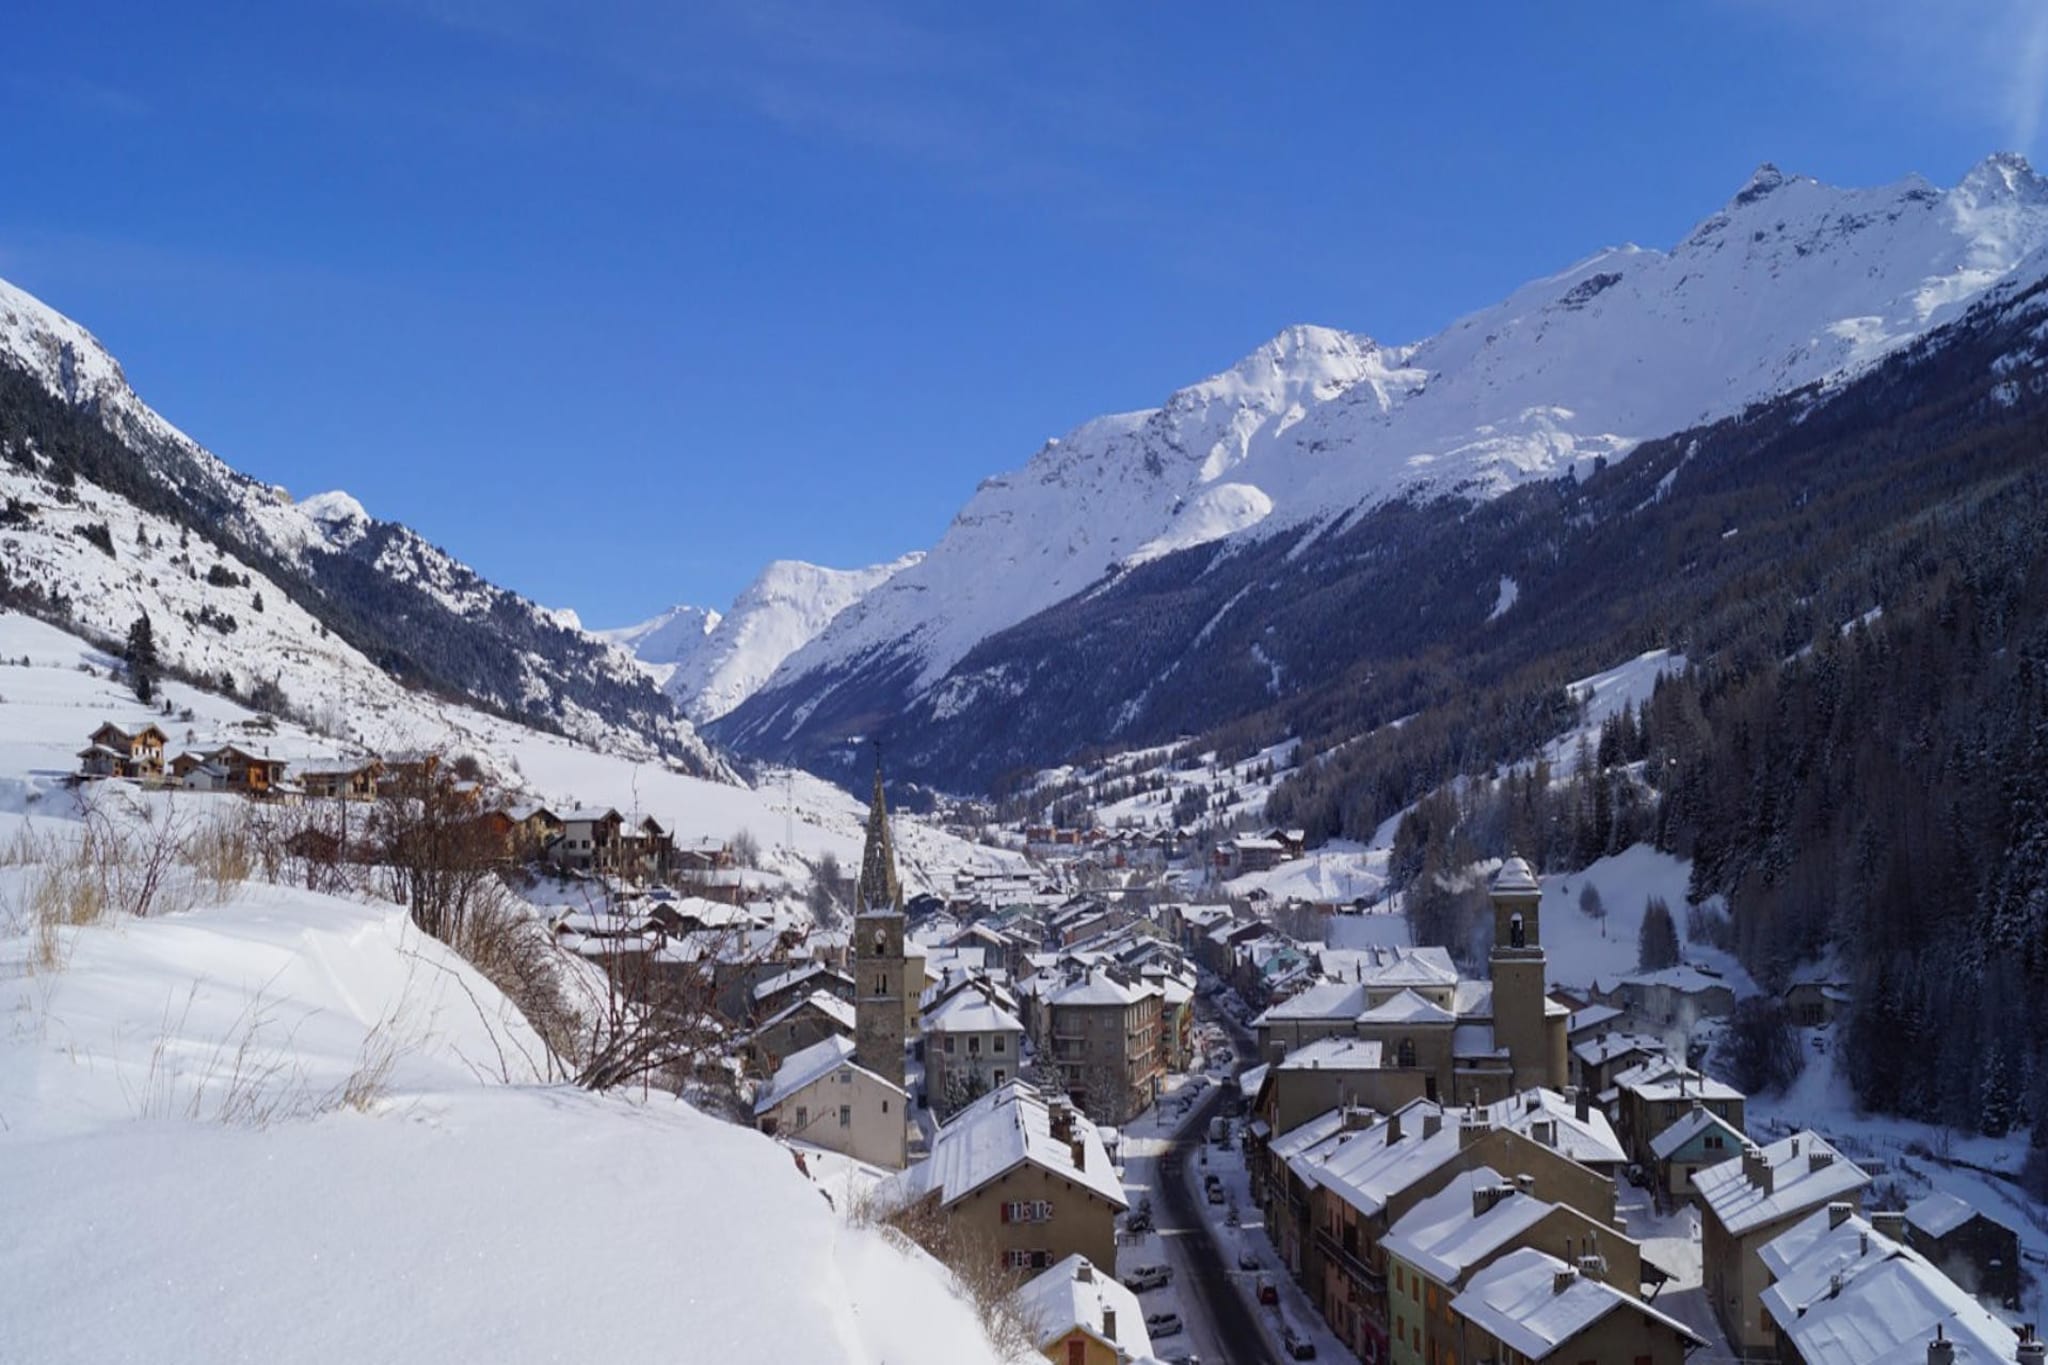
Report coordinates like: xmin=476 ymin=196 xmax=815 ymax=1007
xmin=0 ymin=825 xmax=1024 ymax=1362
xmin=0 ymin=612 xmax=1018 ymax=896
xmin=0 ymin=274 xmax=715 ymax=768
xmin=610 ymin=555 xmax=921 ymax=723
xmin=724 ymin=154 xmax=2048 ymax=756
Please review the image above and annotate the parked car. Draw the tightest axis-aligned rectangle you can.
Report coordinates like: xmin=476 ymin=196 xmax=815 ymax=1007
xmin=1281 ymin=1324 xmax=1317 ymax=1359
xmin=1257 ymin=1277 xmax=1278 ymax=1305
xmin=1237 ymin=1249 xmax=1261 ymax=1271
xmin=1207 ymin=1183 xmax=1226 ymax=1205
xmin=1146 ymin=1312 xmax=1184 ymax=1339
xmin=1122 ymin=1263 xmax=1172 ymax=1291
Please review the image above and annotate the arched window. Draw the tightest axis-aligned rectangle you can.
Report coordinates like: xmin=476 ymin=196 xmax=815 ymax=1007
xmin=872 ymin=928 xmax=887 ymax=955
xmin=1509 ymin=912 xmax=1525 ymax=949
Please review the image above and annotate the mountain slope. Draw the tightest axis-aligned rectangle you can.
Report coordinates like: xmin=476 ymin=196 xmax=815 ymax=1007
xmin=611 ymin=555 xmax=921 ymax=724
xmin=0 ymin=274 xmax=719 ymax=773
xmin=717 ymin=154 xmax=2048 ymax=779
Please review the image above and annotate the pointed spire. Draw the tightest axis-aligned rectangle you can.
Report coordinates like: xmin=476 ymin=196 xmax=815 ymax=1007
xmin=856 ymin=743 xmax=902 ymax=915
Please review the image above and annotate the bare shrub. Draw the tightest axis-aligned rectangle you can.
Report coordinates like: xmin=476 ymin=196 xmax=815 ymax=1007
xmin=182 ymin=809 xmax=255 ymax=901
xmin=443 ymin=889 xmax=583 ymax=1076
xmin=848 ymin=1188 xmax=1038 ymax=1359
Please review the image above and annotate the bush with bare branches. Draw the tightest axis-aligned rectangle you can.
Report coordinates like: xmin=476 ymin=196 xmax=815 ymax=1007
xmin=848 ymin=1189 xmax=1038 ymax=1360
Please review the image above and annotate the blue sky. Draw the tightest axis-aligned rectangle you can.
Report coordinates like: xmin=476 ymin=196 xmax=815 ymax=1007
xmin=3 ymin=1 xmax=2044 ymax=626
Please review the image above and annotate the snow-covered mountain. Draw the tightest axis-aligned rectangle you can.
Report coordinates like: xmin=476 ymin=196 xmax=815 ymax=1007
xmin=718 ymin=155 xmax=2048 ymax=768
xmin=0 ymin=273 xmax=720 ymax=773
xmin=609 ymin=555 xmax=920 ymax=723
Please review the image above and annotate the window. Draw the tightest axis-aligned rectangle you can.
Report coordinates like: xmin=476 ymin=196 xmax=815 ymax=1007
xmin=837 ymin=1069 xmax=852 ymax=1084
xmin=1067 ymin=1340 xmax=1085 ymax=1365
xmin=795 ymin=1105 xmax=808 ymax=1129
xmin=882 ymin=1099 xmax=889 ymax=1114
xmin=838 ymin=1105 xmax=851 ymax=1128
xmin=1706 ymin=1134 xmax=1726 ymax=1150
xmin=994 ymin=1035 xmax=1006 ymax=1053
xmin=968 ymin=1037 xmax=982 ymax=1055
xmin=994 ymin=1070 xmax=1006 ymax=1085
xmin=874 ymin=975 xmax=888 ymax=994
xmin=944 ymin=1036 xmax=956 ymax=1054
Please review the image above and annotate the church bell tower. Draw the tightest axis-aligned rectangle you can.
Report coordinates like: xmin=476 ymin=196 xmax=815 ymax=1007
xmin=853 ymin=751 xmax=908 ymax=1091
xmin=1489 ymin=854 xmax=1564 ymax=1090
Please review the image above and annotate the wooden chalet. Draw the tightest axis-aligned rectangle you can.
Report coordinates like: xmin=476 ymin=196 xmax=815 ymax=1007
xmin=77 ymin=722 xmax=169 ymax=781
xmin=299 ymin=758 xmax=381 ymax=802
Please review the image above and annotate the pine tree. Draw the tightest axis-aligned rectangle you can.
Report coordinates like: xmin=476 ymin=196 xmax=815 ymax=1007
xmin=1637 ymin=895 xmax=1680 ymax=971
xmin=123 ymin=613 xmax=158 ymax=703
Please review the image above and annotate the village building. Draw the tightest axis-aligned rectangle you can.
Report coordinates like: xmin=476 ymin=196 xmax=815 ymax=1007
xmin=298 ymin=758 xmax=380 ymax=801
xmin=1042 ymin=967 xmax=1164 ymax=1127
xmin=1570 ymin=1028 xmax=1669 ymax=1096
xmin=1447 ymin=1247 xmax=1703 ymax=1364
xmin=1383 ymin=1165 xmax=1648 ymax=1365
xmin=1608 ymin=1055 xmax=1746 ymax=1169
xmin=923 ymin=982 xmax=1027 ymax=1119
xmin=1759 ymin=1201 xmax=2025 ymax=1364
xmin=876 ymin=1082 xmax=1126 ymax=1276
xmin=1904 ymin=1190 xmax=2023 ymax=1311
xmin=77 ymin=722 xmax=168 ymax=781
xmin=752 ymin=961 xmax=856 ymax=1020
xmin=551 ymin=807 xmax=624 ymax=873
xmin=1012 ymin=1255 xmax=1152 ymax=1365
xmin=1594 ymin=963 xmax=1739 ymax=1030
xmin=752 ymin=1035 xmax=907 ymax=1170
xmin=1781 ymin=978 xmax=1851 ymax=1029
xmin=750 ymin=991 xmax=856 ymax=1072
xmin=1647 ymin=1099 xmax=1747 ymax=1206
xmin=1694 ymin=1130 xmax=1872 ymax=1357
xmin=200 ymin=744 xmax=290 ymax=797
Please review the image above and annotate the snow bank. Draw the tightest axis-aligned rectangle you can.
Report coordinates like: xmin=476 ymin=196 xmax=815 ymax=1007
xmin=0 ymin=884 xmax=1025 ymax=1364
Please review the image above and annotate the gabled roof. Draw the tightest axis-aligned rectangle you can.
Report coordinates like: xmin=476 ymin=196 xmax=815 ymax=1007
xmin=1358 ymin=988 xmax=1456 ymax=1026
xmin=753 ymin=961 xmax=851 ymax=1003
xmin=1903 ymin=1191 xmax=1982 ymax=1240
xmin=1694 ymin=1131 xmax=1871 ymax=1237
xmin=1759 ymin=1206 xmax=2018 ymax=1365
xmin=922 ymin=988 xmax=1025 ymax=1035
xmin=1013 ymin=1256 xmax=1152 ymax=1359
xmin=1383 ymin=1166 xmax=1554 ymax=1286
xmin=556 ymin=807 xmax=622 ymax=824
xmin=1566 ymin=1004 xmax=1624 ymax=1035
xmin=1452 ymin=1247 xmax=1701 ymax=1357
xmin=1482 ymin=1088 xmax=1627 ymax=1167
xmin=1276 ymin=1037 xmax=1384 ymax=1072
xmin=1253 ymin=979 xmax=1368 ymax=1026
xmin=879 ymin=1082 xmax=1126 ymax=1212
xmin=1572 ymin=1030 xmax=1668 ymax=1068
xmin=1046 ymin=969 xmax=1149 ymax=1009
xmin=1299 ymin=1101 xmax=1459 ymax=1217
xmin=1649 ymin=1103 xmax=1746 ymax=1161
xmin=757 ymin=991 xmax=856 ymax=1035
xmin=753 ymin=1035 xmax=904 ymax=1115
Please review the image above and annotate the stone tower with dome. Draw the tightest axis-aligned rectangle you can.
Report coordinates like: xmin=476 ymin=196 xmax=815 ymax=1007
xmin=1489 ymin=854 xmax=1568 ymax=1090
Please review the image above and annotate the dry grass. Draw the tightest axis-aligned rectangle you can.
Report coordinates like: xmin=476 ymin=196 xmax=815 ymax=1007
xmin=848 ymin=1188 xmax=1039 ymax=1360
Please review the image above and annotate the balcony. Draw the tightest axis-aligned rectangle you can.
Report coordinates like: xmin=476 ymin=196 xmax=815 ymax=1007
xmin=1314 ymin=1227 xmax=1385 ymax=1298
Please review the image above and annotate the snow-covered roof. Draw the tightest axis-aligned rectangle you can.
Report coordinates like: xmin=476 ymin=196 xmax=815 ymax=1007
xmin=1451 ymin=1247 xmax=1701 ymax=1357
xmin=1572 ymin=1031 xmax=1668 ymax=1068
xmin=1301 ymin=1102 xmax=1461 ymax=1217
xmin=1566 ymin=1003 xmax=1624 ymax=1034
xmin=1253 ymin=979 xmax=1368 ymax=1025
xmin=753 ymin=961 xmax=848 ymax=1003
xmin=754 ymin=1035 xmax=906 ymax=1115
xmin=1358 ymin=988 xmax=1455 ymax=1026
xmin=1046 ymin=969 xmax=1149 ymax=1009
xmin=881 ymin=1082 xmax=1126 ymax=1213
xmin=1648 ymin=1102 xmax=1745 ymax=1161
xmin=1759 ymin=1206 xmax=2018 ymax=1365
xmin=758 ymin=990 xmax=857 ymax=1034
xmin=1383 ymin=1167 xmax=1553 ymax=1286
xmin=1482 ymin=1088 xmax=1626 ymax=1167
xmin=555 ymin=806 xmax=621 ymax=824
xmin=1694 ymin=1131 xmax=1871 ymax=1236
xmin=1491 ymin=856 xmax=1540 ymax=895
xmin=1610 ymin=964 xmax=1731 ymax=993
xmin=922 ymin=989 xmax=1024 ymax=1035
xmin=1269 ymin=1106 xmax=1351 ymax=1161
xmin=1451 ymin=1022 xmax=1504 ymax=1059
xmin=1904 ymin=1190 xmax=1981 ymax=1240
xmin=1277 ymin=1037 xmax=1384 ymax=1072
xmin=1012 ymin=1255 xmax=1153 ymax=1359
xmin=1237 ymin=1062 xmax=1269 ymax=1101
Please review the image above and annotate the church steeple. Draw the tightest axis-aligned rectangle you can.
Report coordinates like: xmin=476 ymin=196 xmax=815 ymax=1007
xmin=852 ymin=744 xmax=908 ymax=1091
xmin=857 ymin=748 xmax=903 ymax=915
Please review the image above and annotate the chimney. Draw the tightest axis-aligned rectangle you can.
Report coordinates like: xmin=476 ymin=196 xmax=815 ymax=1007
xmin=1576 ymin=1086 xmax=1590 ymax=1123
xmin=1460 ymin=1110 xmax=1493 ymax=1150
xmin=1343 ymin=1104 xmax=1374 ymax=1133
xmin=1552 ymin=1264 xmax=1578 ymax=1296
xmin=1828 ymin=1202 xmax=1854 ymax=1230
xmin=1810 ymin=1148 xmax=1835 ymax=1173
xmin=1422 ymin=1113 xmax=1443 ymax=1140
xmin=1076 ymin=1261 xmax=1093 ymax=1283
xmin=1387 ymin=1111 xmax=1403 ymax=1144
xmin=1071 ymin=1135 xmax=1086 ymax=1171
xmin=1927 ymin=1323 xmax=1955 ymax=1365
xmin=2017 ymin=1325 xmax=2045 ymax=1365
xmin=1872 ymin=1211 xmax=1907 ymax=1241
xmin=1516 ymin=1173 xmax=1536 ymax=1197
xmin=1049 ymin=1099 xmax=1073 ymax=1143
xmin=1578 ymin=1230 xmax=1607 ymax=1283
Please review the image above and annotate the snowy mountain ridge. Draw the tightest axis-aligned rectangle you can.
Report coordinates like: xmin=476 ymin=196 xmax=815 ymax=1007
xmin=0 ymin=273 xmax=715 ymax=769
xmin=720 ymin=154 xmax=2048 ymax=761
xmin=609 ymin=554 xmax=922 ymax=723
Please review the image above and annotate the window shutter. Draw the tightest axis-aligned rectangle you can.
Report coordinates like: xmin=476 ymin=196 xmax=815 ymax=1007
xmin=1000 ymin=1201 xmax=1012 ymax=1224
